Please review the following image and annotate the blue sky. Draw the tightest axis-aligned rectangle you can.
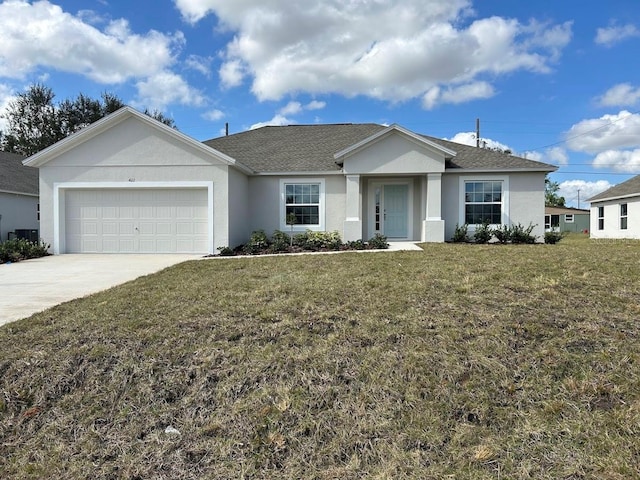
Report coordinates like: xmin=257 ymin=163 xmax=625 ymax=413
xmin=1 ymin=0 xmax=640 ymax=206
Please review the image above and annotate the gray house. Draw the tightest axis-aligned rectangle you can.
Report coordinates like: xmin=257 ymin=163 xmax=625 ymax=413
xmin=0 ymin=151 xmax=39 ymax=242
xmin=23 ymin=107 xmax=556 ymax=254
xmin=588 ymin=174 xmax=640 ymax=239
xmin=544 ymin=206 xmax=590 ymax=233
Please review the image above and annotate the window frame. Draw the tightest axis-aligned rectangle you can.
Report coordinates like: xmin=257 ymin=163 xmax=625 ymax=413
xmin=459 ymin=176 xmax=509 ymax=228
xmin=564 ymin=214 xmax=574 ymax=223
xmin=597 ymin=205 xmax=604 ymax=230
xmin=279 ymin=179 xmax=325 ymax=231
xmin=620 ymin=203 xmax=628 ymax=230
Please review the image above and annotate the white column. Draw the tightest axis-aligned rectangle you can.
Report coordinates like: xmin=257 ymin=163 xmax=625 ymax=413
xmin=422 ymin=172 xmax=445 ymax=242
xmin=343 ymin=174 xmax=362 ymax=241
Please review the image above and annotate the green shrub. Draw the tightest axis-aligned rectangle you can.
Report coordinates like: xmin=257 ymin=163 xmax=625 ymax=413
xmin=492 ymin=225 xmax=512 ymax=244
xmin=346 ymin=239 xmax=366 ymax=250
xmin=243 ymin=230 xmax=269 ymax=254
xmin=269 ymin=230 xmax=291 ymax=253
xmin=544 ymin=231 xmax=565 ymax=244
xmin=294 ymin=230 xmax=343 ymax=250
xmin=452 ymin=223 xmax=469 ymax=243
xmin=217 ymin=246 xmax=235 ymax=256
xmin=473 ymin=221 xmax=493 ymax=244
xmin=0 ymin=239 xmax=50 ymax=263
xmin=510 ymin=223 xmax=537 ymax=244
xmin=367 ymin=233 xmax=389 ymax=249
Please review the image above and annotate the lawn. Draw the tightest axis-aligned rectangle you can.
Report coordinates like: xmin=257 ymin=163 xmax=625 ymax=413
xmin=1 ymin=234 xmax=639 ymax=479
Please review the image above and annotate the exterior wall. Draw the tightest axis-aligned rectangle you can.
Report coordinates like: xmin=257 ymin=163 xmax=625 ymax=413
xmin=0 ymin=192 xmax=39 ymax=242
xmin=37 ymin=118 xmax=233 ymax=253
xmin=342 ymin=134 xmax=445 ymax=175
xmin=442 ymin=171 xmax=547 ymax=242
xmin=248 ymin=175 xmax=346 ymax=241
xmin=227 ymin=167 xmax=250 ymax=247
xmin=590 ymin=197 xmax=640 ymax=239
xmin=560 ymin=213 xmax=590 ymax=233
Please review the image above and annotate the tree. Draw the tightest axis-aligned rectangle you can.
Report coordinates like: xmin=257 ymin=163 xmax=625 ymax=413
xmin=0 ymin=84 xmax=177 ymax=156
xmin=545 ymin=176 xmax=565 ymax=207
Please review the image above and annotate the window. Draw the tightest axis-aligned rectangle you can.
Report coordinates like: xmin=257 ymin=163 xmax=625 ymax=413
xmin=620 ymin=203 xmax=628 ymax=230
xmin=464 ymin=181 xmax=503 ymax=224
xmin=564 ymin=214 xmax=574 ymax=223
xmin=280 ymin=180 xmax=324 ymax=230
xmin=598 ymin=206 xmax=604 ymax=230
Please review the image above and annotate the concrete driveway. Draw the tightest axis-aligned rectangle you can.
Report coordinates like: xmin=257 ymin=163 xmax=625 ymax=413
xmin=0 ymin=254 xmax=200 ymax=326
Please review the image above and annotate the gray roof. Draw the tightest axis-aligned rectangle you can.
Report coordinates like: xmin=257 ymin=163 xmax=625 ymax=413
xmin=0 ymin=151 xmax=38 ymax=195
xmin=588 ymin=174 xmax=640 ymax=202
xmin=204 ymin=124 xmax=556 ymax=173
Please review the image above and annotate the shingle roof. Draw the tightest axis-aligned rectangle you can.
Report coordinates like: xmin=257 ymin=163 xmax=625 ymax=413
xmin=204 ymin=124 xmax=556 ymax=173
xmin=545 ymin=206 xmax=589 ymax=215
xmin=0 ymin=151 xmax=38 ymax=195
xmin=588 ymin=174 xmax=640 ymax=202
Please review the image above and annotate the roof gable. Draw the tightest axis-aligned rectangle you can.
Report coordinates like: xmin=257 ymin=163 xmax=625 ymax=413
xmin=22 ymin=107 xmax=250 ymax=173
xmin=588 ymin=174 xmax=640 ymax=202
xmin=0 ymin=151 xmax=38 ymax=196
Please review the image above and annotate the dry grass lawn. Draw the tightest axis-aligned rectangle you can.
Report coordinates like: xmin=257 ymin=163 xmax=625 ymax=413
xmin=1 ymin=234 xmax=639 ymax=479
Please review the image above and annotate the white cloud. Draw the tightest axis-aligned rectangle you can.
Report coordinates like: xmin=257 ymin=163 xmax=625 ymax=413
xmin=185 ymin=55 xmax=213 ymax=77
xmin=279 ymin=101 xmax=303 ymax=116
xmin=0 ymin=1 xmax=184 ymax=83
xmin=202 ymin=109 xmax=224 ymax=121
xmin=306 ymin=100 xmax=326 ymax=110
xmin=422 ymin=81 xmax=495 ymax=109
xmin=522 ymin=146 xmax=568 ymax=166
xmin=596 ymin=83 xmax=640 ymax=107
xmin=592 ymin=149 xmax=640 ymax=173
xmin=134 ymin=71 xmax=206 ymax=110
xmin=250 ymin=114 xmax=293 ymax=130
xmin=558 ymin=179 xmax=613 ymax=207
xmin=178 ymin=1 xmax=571 ymax=104
xmin=0 ymin=83 xmax=17 ymax=132
xmin=447 ymin=131 xmax=512 ymax=152
xmin=595 ymin=23 xmax=640 ymax=47
xmin=565 ymin=111 xmax=640 ymax=153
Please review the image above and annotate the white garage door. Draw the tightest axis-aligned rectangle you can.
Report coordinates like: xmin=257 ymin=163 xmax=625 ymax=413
xmin=65 ymin=189 xmax=209 ymax=253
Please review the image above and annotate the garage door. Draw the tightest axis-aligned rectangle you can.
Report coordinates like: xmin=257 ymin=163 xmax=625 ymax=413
xmin=65 ymin=189 xmax=209 ymax=253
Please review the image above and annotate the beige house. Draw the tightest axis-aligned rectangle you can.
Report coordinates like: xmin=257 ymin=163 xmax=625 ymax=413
xmin=588 ymin=175 xmax=640 ymax=239
xmin=24 ymin=107 xmax=556 ymax=254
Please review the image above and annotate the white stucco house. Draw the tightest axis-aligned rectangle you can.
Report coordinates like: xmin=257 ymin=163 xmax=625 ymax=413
xmin=588 ymin=174 xmax=640 ymax=239
xmin=23 ymin=107 xmax=556 ymax=254
xmin=0 ymin=151 xmax=39 ymax=242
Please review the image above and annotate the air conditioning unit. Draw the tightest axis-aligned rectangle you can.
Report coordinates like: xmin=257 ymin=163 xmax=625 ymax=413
xmin=14 ymin=229 xmax=39 ymax=242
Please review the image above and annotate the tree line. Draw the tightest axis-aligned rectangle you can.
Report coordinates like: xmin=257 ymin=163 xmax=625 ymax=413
xmin=0 ymin=84 xmax=176 ymax=157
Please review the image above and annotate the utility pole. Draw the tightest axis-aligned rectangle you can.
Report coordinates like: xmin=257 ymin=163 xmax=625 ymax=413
xmin=577 ymin=189 xmax=581 ymax=209
xmin=476 ymin=118 xmax=480 ymax=148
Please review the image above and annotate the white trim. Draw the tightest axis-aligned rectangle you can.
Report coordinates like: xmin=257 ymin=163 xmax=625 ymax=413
xmin=459 ymin=175 xmax=510 ymax=228
xmin=279 ymin=178 xmax=326 ymax=231
xmin=367 ymin=178 xmax=414 ymax=240
xmin=256 ymin=170 xmax=344 ymax=176
xmin=589 ymin=192 xmax=640 ymax=204
xmin=564 ymin=214 xmax=574 ymax=223
xmin=52 ymin=181 xmax=214 ymax=254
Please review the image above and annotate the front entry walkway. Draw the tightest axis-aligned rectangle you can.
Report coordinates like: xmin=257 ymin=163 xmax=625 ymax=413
xmin=387 ymin=242 xmax=423 ymax=251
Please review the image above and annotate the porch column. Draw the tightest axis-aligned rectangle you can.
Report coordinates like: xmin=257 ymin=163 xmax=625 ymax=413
xmin=422 ymin=172 xmax=445 ymax=242
xmin=343 ymin=174 xmax=362 ymax=241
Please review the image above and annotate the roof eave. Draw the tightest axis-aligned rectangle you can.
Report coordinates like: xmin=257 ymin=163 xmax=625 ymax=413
xmin=0 ymin=189 xmax=38 ymax=197
xmin=588 ymin=192 xmax=640 ymax=203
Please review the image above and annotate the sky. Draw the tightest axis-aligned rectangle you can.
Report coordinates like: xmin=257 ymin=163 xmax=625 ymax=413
xmin=1 ymin=1 xmax=640 ymax=207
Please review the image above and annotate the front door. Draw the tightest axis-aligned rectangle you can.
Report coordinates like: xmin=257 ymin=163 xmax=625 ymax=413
xmin=371 ymin=183 xmax=409 ymax=239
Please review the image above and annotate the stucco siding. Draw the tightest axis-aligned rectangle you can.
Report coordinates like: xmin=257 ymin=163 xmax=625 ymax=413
xmin=343 ymin=134 xmax=446 ymax=175
xmin=227 ymin=167 xmax=250 ymax=247
xmin=590 ymin=197 xmax=640 ymax=239
xmin=0 ymin=192 xmax=39 ymax=242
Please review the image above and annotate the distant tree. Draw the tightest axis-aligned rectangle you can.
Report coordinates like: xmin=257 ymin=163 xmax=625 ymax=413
xmin=545 ymin=176 xmax=566 ymax=207
xmin=0 ymin=84 xmax=177 ymax=156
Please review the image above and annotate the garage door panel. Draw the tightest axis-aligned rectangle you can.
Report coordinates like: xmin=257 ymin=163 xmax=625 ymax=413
xmin=65 ymin=188 xmax=209 ymax=253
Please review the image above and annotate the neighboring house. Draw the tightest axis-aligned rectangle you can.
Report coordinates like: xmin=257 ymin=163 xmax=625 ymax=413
xmin=588 ymin=174 xmax=640 ymax=239
xmin=544 ymin=206 xmax=590 ymax=233
xmin=23 ymin=107 xmax=556 ymax=254
xmin=0 ymin=151 xmax=39 ymax=242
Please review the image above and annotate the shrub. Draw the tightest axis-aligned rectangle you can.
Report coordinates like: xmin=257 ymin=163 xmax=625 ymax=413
xmin=295 ymin=230 xmax=343 ymax=250
xmin=473 ymin=221 xmax=493 ymax=244
xmin=367 ymin=233 xmax=389 ymax=249
xmin=0 ymin=238 xmax=50 ymax=263
xmin=452 ymin=223 xmax=469 ymax=243
xmin=243 ymin=230 xmax=269 ymax=254
xmin=346 ymin=239 xmax=366 ymax=250
xmin=510 ymin=223 xmax=537 ymax=244
xmin=269 ymin=230 xmax=291 ymax=253
xmin=492 ymin=225 xmax=512 ymax=244
xmin=544 ymin=231 xmax=565 ymax=244
xmin=217 ymin=246 xmax=235 ymax=256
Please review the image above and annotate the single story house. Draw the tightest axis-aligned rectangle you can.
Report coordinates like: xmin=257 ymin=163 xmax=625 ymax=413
xmin=0 ymin=151 xmax=39 ymax=242
xmin=23 ymin=107 xmax=556 ymax=254
xmin=588 ymin=174 xmax=640 ymax=239
xmin=544 ymin=206 xmax=590 ymax=233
